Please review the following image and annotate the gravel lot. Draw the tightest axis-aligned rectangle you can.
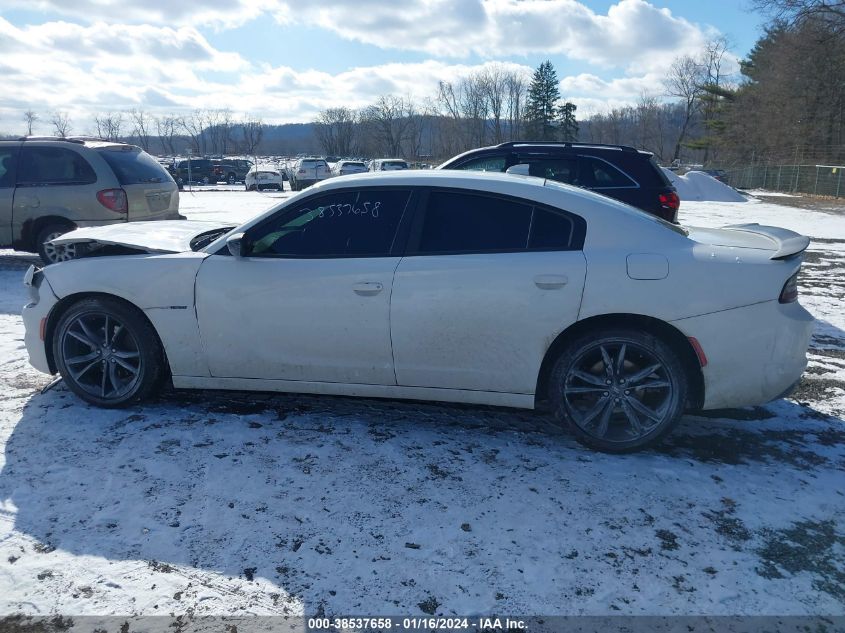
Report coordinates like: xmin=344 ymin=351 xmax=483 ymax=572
xmin=0 ymin=189 xmax=843 ymax=617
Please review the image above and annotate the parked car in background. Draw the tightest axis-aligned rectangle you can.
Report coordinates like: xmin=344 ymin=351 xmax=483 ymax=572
xmin=332 ymin=160 xmax=368 ymax=177
xmin=701 ymin=169 xmax=729 ymax=184
xmin=369 ymin=159 xmax=408 ymax=171
xmin=245 ymin=165 xmax=284 ymax=191
xmin=289 ymin=158 xmax=331 ymax=191
xmin=23 ymin=170 xmax=812 ymax=453
xmin=438 ymin=142 xmax=680 ymax=222
xmin=0 ymin=137 xmax=181 ymax=264
xmin=212 ymin=159 xmax=253 ymax=185
xmin=169 ymin=159 xmax=222 ymax=185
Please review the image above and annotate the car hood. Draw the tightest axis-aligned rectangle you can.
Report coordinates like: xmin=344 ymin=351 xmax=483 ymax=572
xmin=49 ymin=221 xmax=235 ymax=254
xmin=686 ymin=223 xmax=810 ymax=259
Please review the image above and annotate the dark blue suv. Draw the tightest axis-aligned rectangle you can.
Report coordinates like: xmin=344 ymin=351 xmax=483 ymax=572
xmin=438 ymin=142 xmax=680 ymax=222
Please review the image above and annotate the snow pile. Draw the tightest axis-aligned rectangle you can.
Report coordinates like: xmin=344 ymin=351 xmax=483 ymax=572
xmin=662 ymin=168 xmax=747 ymax=202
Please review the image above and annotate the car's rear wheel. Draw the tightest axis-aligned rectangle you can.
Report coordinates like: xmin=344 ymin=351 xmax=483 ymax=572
xmin=227 ymin=173 xmax=236 ymax=185
xmin=37 ymin=224 xmax=76 ymax=265
xmin=549 ymin=329 xmax=687 ymax=453
xmin=53 ymin=297 xmax=166 ymax=408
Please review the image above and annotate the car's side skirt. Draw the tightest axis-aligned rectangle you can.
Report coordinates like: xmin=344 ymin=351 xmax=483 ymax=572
xmin=171 ymin=376 xmax=535 ymax=409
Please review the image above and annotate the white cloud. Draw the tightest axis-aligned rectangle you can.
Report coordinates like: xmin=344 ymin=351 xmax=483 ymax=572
xmin=4 ymin=0 xmax=718 ymax=69
xmin=270 ymin=0 xmax=714 ymax=69
xmin=1 ymin=0 xmax=276 ymax=29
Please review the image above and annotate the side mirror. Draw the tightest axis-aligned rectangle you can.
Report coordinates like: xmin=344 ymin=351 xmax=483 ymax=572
xmin=226 ymin=232 xmax=246 ymax=257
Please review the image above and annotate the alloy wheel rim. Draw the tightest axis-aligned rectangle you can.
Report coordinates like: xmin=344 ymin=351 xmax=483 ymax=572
xmin=42 ymin=232 xmax=77 ymax=263
xmin=563 ymin=341 xmax=674 ymax=443
xmin=61 ymin=311 xmax=143 ymax=399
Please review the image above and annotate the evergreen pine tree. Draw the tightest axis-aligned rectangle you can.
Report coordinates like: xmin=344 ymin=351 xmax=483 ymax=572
xmin=558 ymin=101 xmax=578 ymax=142
xmin=525 ymin=61 xmax=561 ymax=140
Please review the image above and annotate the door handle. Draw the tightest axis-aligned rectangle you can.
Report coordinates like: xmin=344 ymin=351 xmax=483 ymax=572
xmin=534 ymin=274 xmax=568 ymax=289
xmin=353 ymin=282 xmax=383 ymax=296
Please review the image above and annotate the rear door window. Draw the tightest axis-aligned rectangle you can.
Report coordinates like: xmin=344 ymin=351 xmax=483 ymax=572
xmin=17 ymin=146 xmax=97 ymax=186
xmin=97 ymin=148 xmax=173 ymax=185
xmin=415 ymin=191 xmax=533 ymax=254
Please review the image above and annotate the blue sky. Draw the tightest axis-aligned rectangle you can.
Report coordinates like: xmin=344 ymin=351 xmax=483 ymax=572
xmin=0 ymin=0 xmax=767 ymax=135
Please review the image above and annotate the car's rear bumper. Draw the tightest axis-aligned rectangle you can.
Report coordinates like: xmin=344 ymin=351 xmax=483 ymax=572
xmin=672 ymin=300 xmax=814 ymax=410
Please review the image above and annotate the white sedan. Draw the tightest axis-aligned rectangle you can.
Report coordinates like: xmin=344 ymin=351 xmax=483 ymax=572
xmin=244 ymin=165 xmax=284 ymax=191
xmin=22 ymin=171 xmax=814 ymax=452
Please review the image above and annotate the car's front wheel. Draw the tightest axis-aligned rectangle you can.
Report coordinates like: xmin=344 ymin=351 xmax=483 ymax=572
xmin=53 ymin=297 xmax=166 ymax=408
xmin=549 ymin=329 xmax=687 ymax=453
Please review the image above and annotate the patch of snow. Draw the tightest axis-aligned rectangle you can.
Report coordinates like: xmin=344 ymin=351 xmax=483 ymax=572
xmin=746 ymin=189 xmax=800 ymax=198
xmin=663 ymin=169 xmax=747 ymax=203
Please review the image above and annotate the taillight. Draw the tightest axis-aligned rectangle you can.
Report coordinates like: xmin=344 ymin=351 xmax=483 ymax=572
xmin=659 ymin=191 xmax=680 ymax=211
xmin=97 ymin=188 xmax=128 ymax=213
xmin=779 ymin=270 xmax=800 ymax=303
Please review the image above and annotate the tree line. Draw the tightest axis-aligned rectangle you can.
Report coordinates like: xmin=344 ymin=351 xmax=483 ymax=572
xmin=16 ymin=108 xmax=267 ymax=157
xmin=313 ymin=61 xmax=579 ymax=161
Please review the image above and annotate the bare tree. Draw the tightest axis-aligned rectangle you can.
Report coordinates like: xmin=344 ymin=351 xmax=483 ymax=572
xmin=128 ymin=108 xmax=152 ymax=151
xmin=665 ymin=54 xmax=705 ymax=161
xmin=23 ymin=110 xmax=38 ymax=136
xmin=480 ymin=66 xmax=509 ymax=143
xmin=180 ymin=110 xmax=206 ymax=154
xmin=362 ymin=95 xmax=415 ymax=157
xmin=219 ymin=109 xmax=235 ymax=155
xmin=314 ymin=107 xmax=357 ymax=156
xmin=50 ymin=111 xmax=72 ymax=138
xmin=751 ymin=0 xmax=845 ymax=24
xmin=504 ymin=70 xmax=528 ymax=140
xmin=94 ymin=112 xmax=124 ymax=141
xmin=240 ymin=117 xmax=264 ymax=155
xmin=156 ymin=115 xmax=179 ymax=155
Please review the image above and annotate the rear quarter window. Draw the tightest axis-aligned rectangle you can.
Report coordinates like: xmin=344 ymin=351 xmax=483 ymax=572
xmin=97 ymin=148 xmax=173 ymax=185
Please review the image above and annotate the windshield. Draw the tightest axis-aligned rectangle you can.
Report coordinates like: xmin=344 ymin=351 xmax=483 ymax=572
xmin=99 ymin=148 xmax=174 ymax=185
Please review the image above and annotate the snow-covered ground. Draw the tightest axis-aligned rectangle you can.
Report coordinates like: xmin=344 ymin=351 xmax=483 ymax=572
xmin=0 ymin=189 xmax=843 ymax=617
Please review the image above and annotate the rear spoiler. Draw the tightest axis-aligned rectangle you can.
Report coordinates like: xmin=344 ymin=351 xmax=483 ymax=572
xmin=725 ymin=223 xmax=811 ymax=260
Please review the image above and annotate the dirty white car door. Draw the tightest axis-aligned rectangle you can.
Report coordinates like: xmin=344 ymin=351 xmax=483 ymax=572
xmin=391 ymin=189 xmax=587 ymax=394
xmin=194 ymin=188 xmax=413 ymax=385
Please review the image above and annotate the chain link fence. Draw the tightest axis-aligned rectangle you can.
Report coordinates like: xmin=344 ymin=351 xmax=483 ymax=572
xmin=722 ymin=164 xmax=845 ymax=197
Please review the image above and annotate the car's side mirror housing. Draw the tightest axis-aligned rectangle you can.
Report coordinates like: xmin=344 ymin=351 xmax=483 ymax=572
xmin=226 ymin=232 xmax=247 ymax=257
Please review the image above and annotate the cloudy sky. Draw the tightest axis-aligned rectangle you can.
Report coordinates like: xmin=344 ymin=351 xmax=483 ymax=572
xmin=0 ymin=0 xmax=762 ymax=136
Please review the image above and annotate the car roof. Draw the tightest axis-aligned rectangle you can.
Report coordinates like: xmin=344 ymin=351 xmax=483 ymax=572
xmin=302 ymin=168 xmax=588 ymax=202
xmin=440 ymin=142 xmax=654 ymax=167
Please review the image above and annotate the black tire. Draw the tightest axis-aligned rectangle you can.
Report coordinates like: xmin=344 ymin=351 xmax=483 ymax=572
xmin=37 ymin=223 xmax=76 ymax=265
xmin=549 ymin=328 xmax=687 ymax=453
xmin=227 ymin=173 xmax=236 ymax=185
xmin=53 ymin=297 xmax=167 ymax=408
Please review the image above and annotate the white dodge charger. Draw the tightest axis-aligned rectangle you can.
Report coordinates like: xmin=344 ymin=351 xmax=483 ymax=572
xmin=22 ymin=171 xmax=814 ymax=452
